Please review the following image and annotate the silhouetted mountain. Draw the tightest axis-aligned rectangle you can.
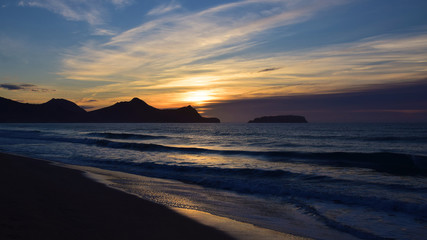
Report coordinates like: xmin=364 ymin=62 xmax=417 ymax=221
xmin=39 ymin=98 xmax=87 ymax=122
xmin=88 ymin=98 xmax=220 ymax=123
xmin=88 ymin=98 xmax=158 ymax=122
xmin=0 ymin=97 xmax=87 ymax=122
xmin=248 ymin=115 xmax=307 ymax=123
xmin=0 ymin=97 xmax=220 ymax=123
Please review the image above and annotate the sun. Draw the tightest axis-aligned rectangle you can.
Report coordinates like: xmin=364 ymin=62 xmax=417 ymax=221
xmin=182 ymin=90 xmax=216 ymax=106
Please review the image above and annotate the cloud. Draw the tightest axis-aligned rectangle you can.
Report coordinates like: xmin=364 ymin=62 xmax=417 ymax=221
xmin=59 ymin=0 xmax=427 ymax=107
xmin=18 ymin=0 xmax=104 ymax=25
xmin=80 ymin=105 xmax=96 ymax=110
xmin=0 ymin=83 xmax=55 ymax=92
xmin=110 ymin=0 xmax=133 ymax=8
xmin=61 ymin=0 xmax=347 ymax=83
xmin=0 ymin=83 xmax=29 ymax=90
xmin=147 ymin=0 xmax=181 ymax=16
xmin=259 ymin=67 xmax=281 ymax=73
xmin=92 ymin=28 xmax=116 ymax=36
xmin=17 ymin=0 xmax=134 ymax=25
xmin=79 ymin=98 xmax=98 ymax=103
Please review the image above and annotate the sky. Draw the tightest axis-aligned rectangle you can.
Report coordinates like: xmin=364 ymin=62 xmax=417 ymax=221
xmin=0 ymin=0 xmax=427 ymax=122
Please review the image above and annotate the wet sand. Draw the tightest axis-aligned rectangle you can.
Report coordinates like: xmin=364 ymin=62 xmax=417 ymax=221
xmin=69 ymin=164 xmax=312 ymax=240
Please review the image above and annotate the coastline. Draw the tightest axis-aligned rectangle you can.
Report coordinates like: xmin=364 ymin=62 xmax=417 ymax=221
xmin=0 ymin=152 xmax=309 ymax=240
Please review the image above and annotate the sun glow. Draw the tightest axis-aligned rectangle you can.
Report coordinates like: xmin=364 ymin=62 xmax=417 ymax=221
xmin=181 ymin=90 xmax=216 ymax=106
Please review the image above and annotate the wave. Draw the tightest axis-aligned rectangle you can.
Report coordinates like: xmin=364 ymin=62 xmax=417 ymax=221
xmin=87 ymin=139 xmax=427 ymax=175
xmin=81 ymin=156 xmax=421 ymax=240
xmin=361 ymin=136 xmax=427 ymax=143
xmin=85 ymin=158 xmax=427 ymax=220
xmin=86 ymin=132 xmax=168 ymax=140
xmin=297 ymin=151 xmax=427 ymax=176
xmin=0 ymin=129 xmax=42 ymax=136
xmin=2 ymin=129 xmax=426 ymax=176
xmin=288 ymin=133 xmax=427 ymax=143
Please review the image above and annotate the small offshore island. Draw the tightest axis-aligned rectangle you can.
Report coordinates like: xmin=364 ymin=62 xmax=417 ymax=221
xmin=248 ymin=115 xmax=308 ymax=123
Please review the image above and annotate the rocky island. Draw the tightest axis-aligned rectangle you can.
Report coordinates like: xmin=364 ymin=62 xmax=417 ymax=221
xmin=248 ymin=115 xmax=308 ymax=123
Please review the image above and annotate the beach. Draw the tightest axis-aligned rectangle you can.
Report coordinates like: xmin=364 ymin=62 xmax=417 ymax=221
xmin=0 ymin=152 xmax=236 ymax=240
xmin=0 ymin=152 xmax=309 ymax=240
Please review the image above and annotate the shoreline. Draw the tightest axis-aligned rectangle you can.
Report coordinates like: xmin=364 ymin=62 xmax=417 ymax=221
xmin=0 ymin=152 xmax=234 ymax=240
xmin=0 ymin=152 xmax=309 ymax=240
xmin=66 ymin=162 xmax=311 ymax=240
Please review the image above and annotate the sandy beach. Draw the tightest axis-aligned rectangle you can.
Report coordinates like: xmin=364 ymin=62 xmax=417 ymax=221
xmin=0 ymin=152 xmax=236 ymax=240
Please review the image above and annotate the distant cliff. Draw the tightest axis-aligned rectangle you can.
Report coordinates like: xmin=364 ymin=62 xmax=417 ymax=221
xmin=0 ymin=97 xmax=220 ymax=123
xmin=248 ymin=115 xmax=307 ymax=123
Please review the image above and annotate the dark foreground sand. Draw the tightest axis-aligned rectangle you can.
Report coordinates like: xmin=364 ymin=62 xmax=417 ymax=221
xmin=0 ymin=152 xmax=235 ymax=240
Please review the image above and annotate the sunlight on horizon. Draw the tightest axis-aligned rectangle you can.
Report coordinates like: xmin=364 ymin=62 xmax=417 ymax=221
xmin=181 ymin=90 xmax=216 ymax=106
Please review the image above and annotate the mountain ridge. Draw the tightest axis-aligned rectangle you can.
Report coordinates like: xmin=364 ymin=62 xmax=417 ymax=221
xmin=0 ymin=97 xmax=220 ymax=123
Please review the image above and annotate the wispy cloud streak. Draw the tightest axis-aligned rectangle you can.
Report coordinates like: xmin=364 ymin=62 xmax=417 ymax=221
xmin=92 ymin=28 xmax=117 ymax=36
xmin=18 ymin=0 xmax=133 ymax=25
xmin=147 ymin=0 xmax=181 ymax=16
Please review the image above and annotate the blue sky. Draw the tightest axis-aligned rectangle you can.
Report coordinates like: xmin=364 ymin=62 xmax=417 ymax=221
xmin=1 ymin=0 xmax=427 ymax=122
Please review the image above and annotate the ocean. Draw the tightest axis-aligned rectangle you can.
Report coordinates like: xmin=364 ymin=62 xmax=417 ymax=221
xmin=0 ymin=123 xmax=426 ymax=240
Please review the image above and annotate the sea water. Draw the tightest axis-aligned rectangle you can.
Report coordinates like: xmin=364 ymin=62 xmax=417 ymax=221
xmin=0 ymin=123 xmax=426 ymax=240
